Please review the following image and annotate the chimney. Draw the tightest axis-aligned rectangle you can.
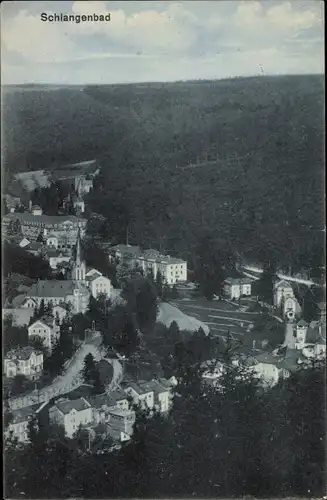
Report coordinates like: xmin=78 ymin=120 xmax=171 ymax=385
xmin=29 ymin=200 xmax=32 ymax=212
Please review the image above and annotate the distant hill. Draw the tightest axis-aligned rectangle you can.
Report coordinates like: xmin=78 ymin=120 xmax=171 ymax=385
xmin=2 ymin=74 xmax=324 ymax=273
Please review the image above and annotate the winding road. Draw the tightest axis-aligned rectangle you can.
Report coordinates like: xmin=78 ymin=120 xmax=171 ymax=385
xmin=9 ymin=333 xmax=123 ymax=410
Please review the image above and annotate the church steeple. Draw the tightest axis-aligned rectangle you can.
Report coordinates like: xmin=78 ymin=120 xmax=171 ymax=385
xmin=72 ymin=228 xmax=86 ymax=282
xmin=76 ymin=228 xmax=82 ymax=265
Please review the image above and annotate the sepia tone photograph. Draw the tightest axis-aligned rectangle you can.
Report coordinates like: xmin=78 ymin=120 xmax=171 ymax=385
xmin=1 ymin=0 xmax=325 ymax=498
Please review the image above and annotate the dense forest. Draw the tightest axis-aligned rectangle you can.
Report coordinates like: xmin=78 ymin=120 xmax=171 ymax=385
xmin=2 ymin=75 xmax=325 ymax=273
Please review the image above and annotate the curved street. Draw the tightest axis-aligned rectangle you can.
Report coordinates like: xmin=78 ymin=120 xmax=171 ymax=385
xmin=9 ymin=333 xmax=123 ymax=410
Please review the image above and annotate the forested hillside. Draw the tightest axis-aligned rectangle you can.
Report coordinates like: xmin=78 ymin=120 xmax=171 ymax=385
xmin=2 ymin=75 xmax=324 ymax=273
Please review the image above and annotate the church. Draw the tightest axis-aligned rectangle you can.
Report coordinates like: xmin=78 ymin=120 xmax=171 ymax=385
xmin=25 ymin=230 xmax=112 ymax=315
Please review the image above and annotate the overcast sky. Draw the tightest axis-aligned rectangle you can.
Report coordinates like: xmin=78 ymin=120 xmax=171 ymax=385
xmin=1 ymin=1 xmax=324 ymax=84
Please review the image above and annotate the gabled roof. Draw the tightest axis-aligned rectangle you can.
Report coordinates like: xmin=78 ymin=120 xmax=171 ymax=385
xmin=29 ymin=316 xmax=53 ymax=329
xmin=5 ymin=346 xmax=43 ymax=361
xmin=306 ymin=326 xmax=326 ymax=344
xmin=27 ymin=280 xmax=76 ymax=298
xmin=297 ymin=319 xmax=308 ymax=328
xmin=12 ymin=294 xmax=29 ymax=308
xmin=252 ymin=352 xmax=279 ymax=365
xmin=225 ymin=277 xmax=252 ymax=286
xmin=274 ymin=279 xmax=293 ymax=290
xmin=110 ymin=388 xmax=129 ymax=402
xmin=55 ymin=397 xmax=90 ymax=415
xmin=10 ymin=404 xmax=39 ymax=424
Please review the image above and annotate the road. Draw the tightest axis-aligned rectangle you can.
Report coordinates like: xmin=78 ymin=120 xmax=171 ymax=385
xmin=9 ymin=333 xmax=123 ymax=410
xmin=242 ymin=265 xmax=315 ymax=287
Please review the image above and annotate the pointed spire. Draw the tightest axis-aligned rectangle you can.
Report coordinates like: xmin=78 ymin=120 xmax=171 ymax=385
xmin=76 ymin=228 xmax=82 ymax=265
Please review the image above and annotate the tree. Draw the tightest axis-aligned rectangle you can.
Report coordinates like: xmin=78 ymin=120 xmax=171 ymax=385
xmin=167 ymin=321 xmax=182 ymax=346
xmin=136 ymin=279 xmax=158 ymax=331
xmin=257 ymin=261 xmax=276 ymax=305
xmin=195 ymin=235 xmax=226 ymax=300
xmin=11 ymin=374 xmax=29 ymax=396
xmin=28 ymin=336 xmax=49 ymax=356
xmin=171 ymin=284 xmax=179 ymax=299
xmin=92 ymin=368 xmax=105 ymax=395
xmin=82 ymin=353 xmax=96 ymax=383
xmin=38 ymin=299 xmax=46 ymax=318
xmin=155 ymin=270 xmax=164 ymax=298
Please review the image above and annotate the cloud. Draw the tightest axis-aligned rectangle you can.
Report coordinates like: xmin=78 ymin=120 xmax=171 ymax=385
xmin=1 ymin=0 xmax=324 ymax=84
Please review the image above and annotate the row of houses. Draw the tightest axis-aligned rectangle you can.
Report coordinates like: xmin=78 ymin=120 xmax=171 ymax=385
xmin=6 ymin=377 xmax=176 ymax=444
xmin=110 ymin=244 xmax=188 ymax=286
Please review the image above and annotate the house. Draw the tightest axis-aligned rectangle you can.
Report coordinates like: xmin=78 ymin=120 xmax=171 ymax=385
xmin=49 ymin=397 xmax=93 ymax=438
xmin=4 ymin=346 xmax=43 ymax=379
xmin=43 ymin=248 xmax=72 ymax=270
xmin=2 ymin=307 xmax=35 ymax=327
xmin=12 ymin=294 xmax=38 ymax=309
xmin=25 ymin=279 xmax=90 ymax=314
xmin=5 ymin=404 xmax=39 ymax=444
xmin=86 ymin=273 xmax=111 ymax=299
xmin=28 ymin=317 xmax=59 ymax=352
xmin=244 ymin=352 xmax=281 ymax=387
xmin=32 ymin=205 xmax=43 ymax=216
xmin=107 ymin=407 xmax=135 ymax=441
xmin=294 ymin=319 xmax=309 ymax=349
xmin=224 ymin=277 xmax=252 ymax=300
xmin=46 ymin=234 xmax=59 ymax=249
xmin=110 ymin=245 xmax=143 ymax=265
xmin=123 ymin=381 xmax=155 ymax=410
xmin=145 ymin=379 xmax=172 ymax=413
xmin=300 ymin=324 xmax=326 ymax=360
xmin=25 ymin=241 xmax=44 ymax=256
xmin=73 ymin=196 xmax=85 ymax=214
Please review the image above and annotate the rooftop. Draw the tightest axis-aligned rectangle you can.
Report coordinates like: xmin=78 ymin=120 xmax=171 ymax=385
xmin=225 ymin=277 xmax=252 ymax=285
xmin=5 ymin=346 xmax=43 ymax=361
xmin=10 ymin=404 xmax=39 ymax=424
xmin=297 ymin=319 xmax=308 ymax=328
xmin=27 ymin=280 xmax=77 ymax=298
xmin=3 ymin=212 xmax=86 ymax=226
xmin=55 ymin=397 xmax=90 ymax=415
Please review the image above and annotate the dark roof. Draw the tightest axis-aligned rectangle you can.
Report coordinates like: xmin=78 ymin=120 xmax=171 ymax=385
xmin=110 ymin=388 xmax=128 ymax=402
xmin=12 ymin=294 xmax=29 ymax=308
xmin=27 ymin=280 xmax=76 ymax=298
xmin=297 ymin=319 xmax=308 ymax=328
xmin=11 ymin=404 xmax=39 ymax=424
xmin=55 ymin=397 xmax=90 ymax=415
xmin=306 ymin=326 xmax=326 ymax=344
xmin=5 ymin=346 xmax=42 ymax=361
xmin=3 ymin=212 xmax=86 ymax=226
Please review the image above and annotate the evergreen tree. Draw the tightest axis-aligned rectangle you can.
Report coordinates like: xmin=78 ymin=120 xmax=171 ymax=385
xmin=257 ymin=260 xmax=276 ymax=305
xmin=92 ymin=368 xmax=105 ymax=395
xmin=171 ymin=284 xmax=179 ymax=299
xmin=155 ymin=270 xmax=164 ymax=298
xmin=82 ymin=353 xmax=96 ymax=383
xmin=136 ymin=279 xmax=158 ymax=331
xmin=38 ymin=299 xmax=46 ymax=318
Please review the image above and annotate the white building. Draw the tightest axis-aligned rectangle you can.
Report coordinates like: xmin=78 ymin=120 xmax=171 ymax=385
xmin=44 ymin=248 xmax=72 ymax=270
xmin=5 ymin=405 xmax=38 ymax=444
xmin=123 ymin=378 xmax=173 ymax=412
xmin=110 ymin=245 xmax=187 ymax=286
xmin=28 ymin=318 xmax=59 ymax=352
xmin=4 ymin=346 xmax=43 ymax=379
xmin=224 ymin=277 xmax=252 ymax=300
xmin=49 ymin=397 xmax=93 ymax=438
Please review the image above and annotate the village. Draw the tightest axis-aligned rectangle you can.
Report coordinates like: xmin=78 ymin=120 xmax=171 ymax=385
xmin=2 ymin=160 xmax=326 ymax=451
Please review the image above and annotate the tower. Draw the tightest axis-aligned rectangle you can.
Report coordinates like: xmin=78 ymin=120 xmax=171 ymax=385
xmin=72 ymin=229 xmax=86 ymax=282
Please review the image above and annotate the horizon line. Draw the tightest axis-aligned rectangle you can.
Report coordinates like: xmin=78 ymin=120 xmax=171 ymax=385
xmin=1 ymin=73 xmax=324 ymax=88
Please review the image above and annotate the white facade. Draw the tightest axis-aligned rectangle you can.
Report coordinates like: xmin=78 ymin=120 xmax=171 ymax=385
xmin=224 ymin=279 xmax=252 ymax=300
xmin=88 ymin=275 xmax=111 ymax=299
xmin=4 ymin=348 xmax=43 ymax=379
xmin=273 ymin=280 xmax=294 ymax=307
xmin=250 ymin=362 xmax=280 ymax=387
xmin=46 ymin=235 xmax=59 ymax=249
xmin=49 ymin=398 xmax=93 ymax=439
xmin=48 ymin=252 xmax=72 ymax=270
xmin=28 ymin=319 xmax=59 ymax=352
xmin=124 ymin=386 xmax=155 ymax=410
